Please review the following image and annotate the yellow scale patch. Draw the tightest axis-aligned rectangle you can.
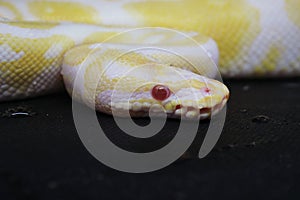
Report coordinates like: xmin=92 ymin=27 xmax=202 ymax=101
xmin=28 ymin=1 xmax=101 ymax=24
xmin=254 ymin=45 xmax=281 ymax=75
xmin=113 ymin=51 xmax=153 ymax=67
xmin=83 ymin=49 xmax=153 ymax=95
xmin=285 ymin=0 xmax=300 ymax=28
xmin=63 ymin=44 xmax=94 ymax=67
xmin=124 ymin=0 xmax=261 ymax=70
xmin=0 ymin=33 xmax=74 ymax=93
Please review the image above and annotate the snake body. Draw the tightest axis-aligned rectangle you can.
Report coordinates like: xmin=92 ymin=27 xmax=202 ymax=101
xmin=1 ymin=0 xmax=300 ymax=119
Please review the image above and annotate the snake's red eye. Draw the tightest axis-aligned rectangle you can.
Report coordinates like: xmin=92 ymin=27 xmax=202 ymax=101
xmin=151 ymin=85 xmax=171 ymax=101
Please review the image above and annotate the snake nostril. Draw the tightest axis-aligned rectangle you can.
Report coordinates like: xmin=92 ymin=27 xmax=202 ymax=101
xmin=204 ymin=87 xmax=211 ymax=93
xmin=151 ymin=84 xmax=171 ymax=101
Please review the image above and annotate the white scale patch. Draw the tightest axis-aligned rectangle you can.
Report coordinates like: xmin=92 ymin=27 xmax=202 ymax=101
xmin=0 ymin=5 xmax=15 ymax=19
xmin=49 ymin=23 xmax=127 ymax=45
xmin=244 ymin=0 xmax=300 ymax=73
xmin=0 ymin=0 xmax=36 ymax=20
xmin=0 ymin=22 xmax=124 ymax=45
xmin=0 ymin=23 xmax=54 ymax=39
xmin=175 ymin=88 xmax=207 ymax=100
xmin=91 ymin=0 xmax=140 ymax=26
xmin=0 ymin=43 xmax=24 ymax=62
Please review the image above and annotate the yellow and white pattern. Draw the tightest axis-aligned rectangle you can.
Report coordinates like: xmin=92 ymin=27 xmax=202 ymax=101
xmin=1 ymin=0 xmax=300 ymax=118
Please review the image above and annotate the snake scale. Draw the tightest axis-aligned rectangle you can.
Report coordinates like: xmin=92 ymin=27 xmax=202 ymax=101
xmin=0 ymin=0 xmax=300 ymax=119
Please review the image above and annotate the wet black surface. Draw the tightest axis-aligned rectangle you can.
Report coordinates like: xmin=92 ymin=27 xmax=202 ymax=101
xmin=0 ymin=79 xmax=300 ymax=200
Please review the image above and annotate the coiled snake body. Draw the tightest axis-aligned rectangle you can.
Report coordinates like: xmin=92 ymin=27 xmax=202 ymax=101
xmin=0 ymin=0 xmax=300 ymax=119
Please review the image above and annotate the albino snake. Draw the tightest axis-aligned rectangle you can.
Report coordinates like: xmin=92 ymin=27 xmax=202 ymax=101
xmin=0 ymin=0 xmax=300 ymax=119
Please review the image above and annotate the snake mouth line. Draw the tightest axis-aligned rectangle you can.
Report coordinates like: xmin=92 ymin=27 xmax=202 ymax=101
xmin=169 ymin=95 xmax=229 ymax=120
xmin=109 ymin=95 xmax=229 ymax=120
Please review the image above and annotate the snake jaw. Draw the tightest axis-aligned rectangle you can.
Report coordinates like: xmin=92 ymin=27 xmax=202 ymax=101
xmin=105 ymin=78 xmax=229 ymax=119
xmin=98 ymin=72 xmax=229 ymax=119
xmin=155 ymin=78 xmax=230 ymax=119
xmin=169 ymin=95 xmax=229 ymax=119
xmin=107 ymin=98 xmax=226 ymax=120
xmin=160 ymin=91 xmax=229 ymax=120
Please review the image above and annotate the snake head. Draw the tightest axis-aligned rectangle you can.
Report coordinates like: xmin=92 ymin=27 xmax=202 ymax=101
xmin=62 ymin=45 xmax=229 ymax=120
xmin=103 ymin=64 xmax=229 ymax=120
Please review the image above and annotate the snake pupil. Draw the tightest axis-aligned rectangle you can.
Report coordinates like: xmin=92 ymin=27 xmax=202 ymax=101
xmin=151 ymin=85 xmax=171 ymax=101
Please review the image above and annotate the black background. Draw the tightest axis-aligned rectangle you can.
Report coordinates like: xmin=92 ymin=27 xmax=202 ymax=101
xmin=0 ymin=79 xmax=300 ymax=200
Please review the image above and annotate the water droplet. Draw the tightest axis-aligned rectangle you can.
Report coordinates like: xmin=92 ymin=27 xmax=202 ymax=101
xmin=252 ymin=115 xmax=270 ymax=123
xmin=240 ymin=109 xmax=248 ymax=113
xmin=1 ymin=106 xmax=37 ymax=118
xmin=243 ymin=85 xmax=250 ymax=91
xmin=11 ymin=112 xmax=30 ymax=117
